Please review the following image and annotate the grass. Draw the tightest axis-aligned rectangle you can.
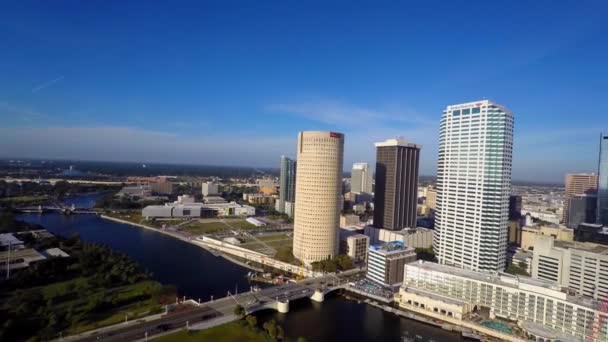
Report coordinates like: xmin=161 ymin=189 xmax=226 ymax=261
xmin=224 ymin=220 xmax=256 ymax=230
xmin=0 ymin=195 xmax=49 ymax=203
xmin=181 ymin=221 xmax=230 ymax=235
xmin=266 ymin=240 xmax=292 ymax=249
xmin=254 ymin=233 xmax=291 ymax=242
xmin=152 ymin=322 xmax=267 ymax=342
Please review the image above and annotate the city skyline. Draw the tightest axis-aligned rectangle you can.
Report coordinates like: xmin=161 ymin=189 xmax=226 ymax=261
xmin=1 ymin=2 xmax=607 ymax=183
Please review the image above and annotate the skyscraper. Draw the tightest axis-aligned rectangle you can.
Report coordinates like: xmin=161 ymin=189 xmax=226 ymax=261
xmin=292 ymin=131 xmax=344 ymax=265
xmin=563 ymin=173 xmax=597 ymax=225
xmin=373 ymin=138 xmax=420 ymax=231
xmin=598 ymin=133 xmax=608 ymax=225
xmin=434 ymin=100 xmax=514 ymax=272
xmin=350 ymin=162 xmax=373 ymax=195
xmin=277 ymin=156 xmax=297 ymax=217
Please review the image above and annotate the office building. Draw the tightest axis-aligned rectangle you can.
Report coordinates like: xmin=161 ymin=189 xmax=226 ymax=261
xmin=340 ymin=214 xmax=360 ymax=227
xmin=425 ymin=186 xmax=436 ymax=211
xmin=366 ymin=241 xmax=416 ymax=287
xmin=575 ymin=222 xmax=608 ymax=244
xmin=532 ymin=234 xmax=608 ymax=301
xmin=399 ymin=261 xmax=608 ymax=342
xmin=292 ymin=131 xmax=344 ymax=265
xmin=599 ymin=133 xmax=608 ymax=225
xmin=364 ymin=226 xmax=433 ymax=249
xmin=563 ymin=173 xmax=598 ymax=225
xmin=507 ymin=221 xmax=521 ymax=245
xmin=521 ymin=223 xmax=573 ymax=251
xmin=277 ymin=156 xmax=297 ymax=216
xmin=344 ymin=234 xmax=370 ymax=263
xmin=351 ymin=162 xmax=373 ymax=195
xmin=567 ymin=193 xmax=597 ymax=228
xmin=258 ymin=179 xmax=277 ymax=195
xmin=434 ymin=100 xmax=514 ymax=272
xmin=509 ymin=194 xmax=522 ymax=221
xmin=150 ymin=180 xmax=173 ymax=195
xmin=201 ymin=182 xmax=219 ymax=196
xmin=373 ymin=138 xmax=420 ymax=231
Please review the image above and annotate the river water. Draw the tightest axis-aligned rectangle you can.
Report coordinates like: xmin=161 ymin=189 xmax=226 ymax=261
xmin=17 ymin=193 xmax=464 ymax=342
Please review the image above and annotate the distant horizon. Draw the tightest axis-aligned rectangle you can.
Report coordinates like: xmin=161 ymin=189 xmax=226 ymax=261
xmin=0 ymin=157 xmax=567 ymax=186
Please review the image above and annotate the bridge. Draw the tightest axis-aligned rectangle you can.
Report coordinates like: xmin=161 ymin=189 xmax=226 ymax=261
xmin=15 ymin=203 xmax=100 ymax=215
xmin=65 ymin=273 xmax=359 ymax=341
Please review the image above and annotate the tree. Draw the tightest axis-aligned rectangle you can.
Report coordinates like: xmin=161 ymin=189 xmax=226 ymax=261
xmin=263 ymin=319 xmax=278 ymax=339
xmin=234 ymin=305 xmax=245 ymax=318
xmin=245 ymin=315 xmax=257 ymax=329
xmin=277 ymin=325 xmax=285 ymax=340
xmin=505 ymin=263 xmax=529 ymax=276
xmin=296 ymin=337 xmax=307 ymax=342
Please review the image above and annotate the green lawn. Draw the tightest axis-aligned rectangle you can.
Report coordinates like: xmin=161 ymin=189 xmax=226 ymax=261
xmin=266 ymin=240 xmax=292 ymax=249
xmin=255 ymin=233 xmax=291 ymax=242
xmin=152 ymin=322 xmax=267 ymax=342
xmin=181 ymin=221 xmax=229 ymax=235
xmin=223 ymin=219 xmax=257 ymax=230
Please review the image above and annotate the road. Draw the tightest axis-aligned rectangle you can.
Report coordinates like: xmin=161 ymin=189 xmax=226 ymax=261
xmin=77 ymin=307 xmax=219 ymax=342
xmin=71 ymin=272 xmax=361 ymax=341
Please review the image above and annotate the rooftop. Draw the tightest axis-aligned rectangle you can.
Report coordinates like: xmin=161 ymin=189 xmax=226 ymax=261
xmin=0 ymin=233 xmax=24 ymax=247
xmin=553 ymin=240 xmax=608 ymax=255
xmin=374 ymin=138 xmax=420 ymax=149
xmin=369 ymin=240 xmax=413 ymax=255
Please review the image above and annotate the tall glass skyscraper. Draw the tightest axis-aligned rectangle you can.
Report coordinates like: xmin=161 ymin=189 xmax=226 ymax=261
xmin=433 ymin=100 xmax=514 ymax=272
xmin=351 ymin=162 xmax=373 ymax=194
xmin=598 ymin=133 xmax=608 ymax=225
xmin=277 ymin=155 xmax=296 ymax=216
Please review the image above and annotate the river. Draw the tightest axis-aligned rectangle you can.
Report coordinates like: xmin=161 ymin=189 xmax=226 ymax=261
xmin=17 ymin=193 xmax=465 ymax=342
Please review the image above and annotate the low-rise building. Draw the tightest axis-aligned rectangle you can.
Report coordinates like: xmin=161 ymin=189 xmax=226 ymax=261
xmin=143 ymin=201 xmax=255 ymax=219
xmin=0 ymin=233 xmax=24 ymax=249
xmin=243 ymin=193 xmax=276 ymax=205
xmin=575 ymin=222 xmax=608 ymax=244
xmin=150 ymin=180 xmax=173 ymax=195
xmin=364 ymin=226 xmax=433 ymax=249
xmin=203 ymin=196 xmax=227 ymax=204
xmin=340 ymin=214 xmax=360 ymax=227
xmin=399 ymin=261 xmax=608 ymax=342
xmin=345 ymin=234 xmax=369 ymax=262
xmin=532 ymin=234 xmax=608 ymax=301
xmin=520 ymin=223 xmax=573 ymax=251
xmin=366 ymin=241 xmax=416 ymax=287
xmin=202 ymin=182 xmax=219 ymax=196
xmin=0 ymin=248 xmax=46 ymax=271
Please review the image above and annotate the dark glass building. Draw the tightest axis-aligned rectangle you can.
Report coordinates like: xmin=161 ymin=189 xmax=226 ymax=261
xmin=567 ymin=194 xmax=597 ymax=229
xmin=373 ymin=138 xmax=420 ymax=230
xmin=598 ymin=133 xmax=608 ymax=225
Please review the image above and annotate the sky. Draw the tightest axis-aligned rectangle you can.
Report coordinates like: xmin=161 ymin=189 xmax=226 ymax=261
xmin=1 ymin=1 xmax=607 ymax=182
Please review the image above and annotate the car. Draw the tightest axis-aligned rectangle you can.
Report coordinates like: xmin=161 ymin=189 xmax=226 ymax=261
xmin=157 ymin=324 xmax=171 ymax=331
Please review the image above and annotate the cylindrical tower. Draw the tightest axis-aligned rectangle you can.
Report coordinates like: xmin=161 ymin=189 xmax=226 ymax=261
xmin=292 ymin=131 xmax=344 ymax=265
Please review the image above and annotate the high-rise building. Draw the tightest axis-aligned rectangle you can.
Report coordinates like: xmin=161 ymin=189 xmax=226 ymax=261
xmin=508 ymin=194 xmax=522 ymax=221
xmin=425 ymin=186 xmax=436 ymax=211
xmin=598 ymin=133 xmax=608 ymax=225
xmin=563 ymin=173 xmax=598 ymax=224
xmin=292 ymin=131 xmax=344 ymax=265
xmin=434 ymin=100 xmax=514 ymax=272
xmin=277 ymin=156 xmax=296 ymax=216
xmin=566 ymin=194 xmax=597 ymax=228
xmin=350 ymin=162 xmax=373 ymax=195
xmin=373 ymin=138 xmax=420 ymax=231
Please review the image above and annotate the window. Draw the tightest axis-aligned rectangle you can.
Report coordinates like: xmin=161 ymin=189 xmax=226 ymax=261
xmin=453 ymin=110 xmax=461 ymax=116
xmin=472 ymin=107 xmax=480 ymax=114
xmin=462 ymin=108 xmax=471 ymax=115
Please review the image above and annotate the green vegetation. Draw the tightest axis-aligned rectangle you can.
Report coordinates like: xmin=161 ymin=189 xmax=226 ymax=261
xmin=151 ymin=322 xmax=268 ymax=342
xmin=0 ymin=180 xmax=118 ymax=207
xmin=182 ymin=221 xmax=229 ymax=234
xmin=96 ymin=192 xmax=165 ymax=210
xmin=415 ymin=247 xmax=437 ymax=262
xmin=274 ymin=246 xmax=298 ymax=265
xmin=505 ymin=262 xmax=530 ymax=276
xmin=0 ymin=231 xmax=174 ymax=341
xmin=311 ymin=255 xmax=354 ymax=272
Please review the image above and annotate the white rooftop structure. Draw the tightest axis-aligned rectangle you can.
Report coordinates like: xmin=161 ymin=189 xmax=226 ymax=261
xmin=0 ymin=233 xmax=24 ymax=248
xmin=374 ymin=138 xmax=421 ymax=149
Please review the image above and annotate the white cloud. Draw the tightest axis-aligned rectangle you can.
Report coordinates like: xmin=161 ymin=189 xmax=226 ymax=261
xmin=266 ymin=100 xmax=434 ymax=127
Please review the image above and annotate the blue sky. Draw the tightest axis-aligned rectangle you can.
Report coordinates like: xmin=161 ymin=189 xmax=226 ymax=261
xmin=1 ymin=1 xmax=607 ymax=182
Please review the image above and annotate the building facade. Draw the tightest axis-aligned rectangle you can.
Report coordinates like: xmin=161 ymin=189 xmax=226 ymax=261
xmin=292 ymin=131 xmax=344 ymax=265
xmin=434 ymin=100 xmax=514 ymax=272
xmin=364 ymin=226 xmax=433 ymax=249
xmin=599 ymin=134 xmax=608 ymax=225
xmin=563 ymin=173 xmax=598 ymax=225
xmin=373 ymin=138 xmax=420 ymax=231
xmin=351 ymin=162 xmax=373 ymax=195
xmin=366 ymin=241 xmax=416 ymax=287
xmin=277 ymin=155 xmax=297 ymax=215
xmin=509 ymin=194 xmax=522 ymax=221
xmin=201 ymin=182 xmax=219 ymax=196
xmin=345 ymin=234 xmax=370 ymax=262
xmin=567 ymin=194 xmax=598 ymax=228
xmin=520 ymin=224 xmax=573 ymax=251
xmin=425 ymin=186 xmax=436 ymax=211
xmin=532 ymin=234 xmax=608 ymax=301
xmin=399 ymin=261 xmax=608 ymax=342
